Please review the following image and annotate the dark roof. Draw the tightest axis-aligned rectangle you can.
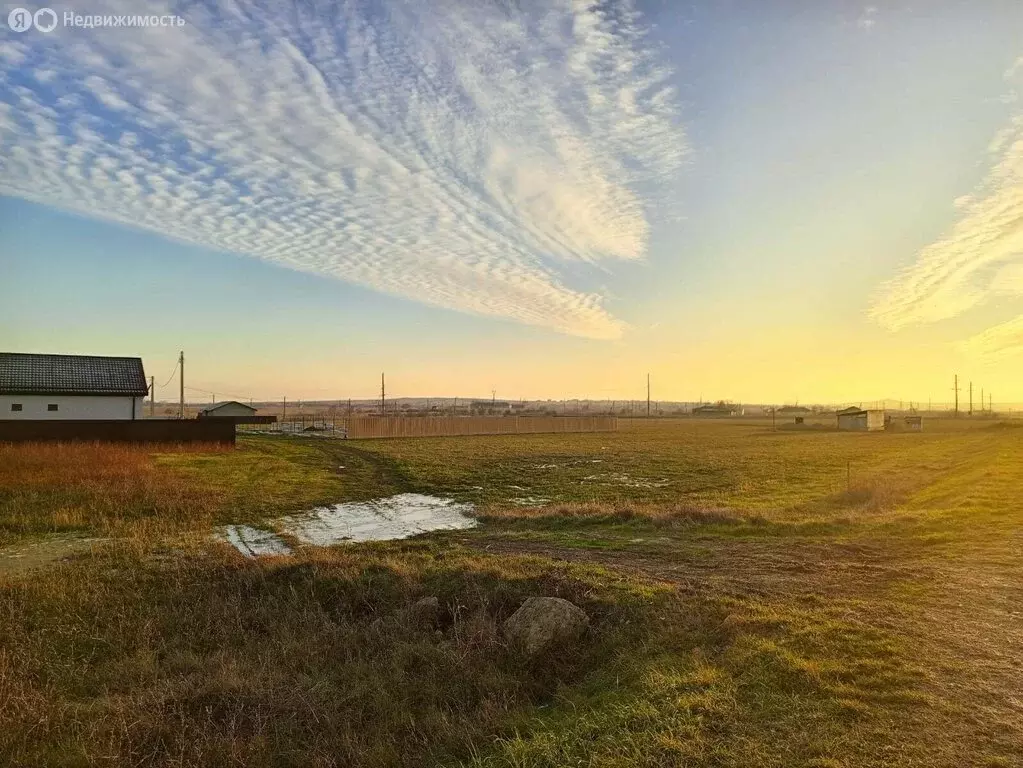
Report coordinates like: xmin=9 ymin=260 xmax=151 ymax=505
xmin=200 ymin=400 xmax=256 ymax=414
xmin=837 ymin=407 xmax=864 ymax=415
xmin=777 ymin=405 xmax=812 ymax=413
xmin=0 ymin=353 xmax=148 ymax=396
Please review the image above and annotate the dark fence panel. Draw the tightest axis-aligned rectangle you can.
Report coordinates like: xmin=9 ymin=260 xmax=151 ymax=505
xmin=0 ymin=419 xmax=236 ymax=445
xmin=198 ymin=415 xmax=277 ymax=425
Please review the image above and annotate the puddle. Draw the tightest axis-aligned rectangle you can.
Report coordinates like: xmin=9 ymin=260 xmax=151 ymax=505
xmin=582 ymin=472 xmax=671 ymax=489
xmin=219 ymin=494 xmax=476 ymax=557
xmin=222 ymin=525 xmax=291 ymax=558
xmin=533 ymin=459 xmax=603 ymax=470
xmin=511 ymin=496 xmax=552 ymax=506
xmin=0 ymin=535 xmax=109 ymax=576
xmin=282 ymin=493 xmax=476 ymax=545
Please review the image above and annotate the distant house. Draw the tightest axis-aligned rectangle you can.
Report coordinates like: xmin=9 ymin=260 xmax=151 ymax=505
xmin=692 ymin=402 xmax=743 ymax=417
xmin=0 ymin=352 xmax=148 ymax=420
xmin=777 ymin=405 xmax=813 ymax=416
xmin=198 ymin=401 xmax=276 ymax=425
xmin=836 ymin=406 xmax=862 ymax=416
xmin=470 ymin=400 xmax=510 ymax=414
xmin=837 ymin=409 xmax=886 ymax=431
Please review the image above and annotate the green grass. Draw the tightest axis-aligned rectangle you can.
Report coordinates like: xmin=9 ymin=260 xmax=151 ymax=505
xmin=1 ymin=418 xmax=1021 ymax=766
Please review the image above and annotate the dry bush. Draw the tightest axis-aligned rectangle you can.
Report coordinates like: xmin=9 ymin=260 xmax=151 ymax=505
xmin=830 ymin=476 xmax=909 ymax=513
xmin=0 ymin=442 xmax=231 ymax=540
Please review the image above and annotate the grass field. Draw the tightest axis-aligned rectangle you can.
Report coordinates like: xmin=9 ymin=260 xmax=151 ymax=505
xmin=1 ymin=419 xmax=1020 ymax=766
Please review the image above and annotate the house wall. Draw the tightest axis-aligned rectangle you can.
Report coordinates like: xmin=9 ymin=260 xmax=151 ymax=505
xmin=0 ymin=394 xmax=142 ymax=420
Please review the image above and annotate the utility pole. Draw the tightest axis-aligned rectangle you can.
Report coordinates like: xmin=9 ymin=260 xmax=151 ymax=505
xmin=953 ymin=375 xmax=960 ymax=417
xmin=646 ymin=373 xmax=651 ymax=418
xmin=178 ymin=350 xmax=184 ymax=419
xmin=149 ymin=375 xmax=155 ymax=418
xmin=380 ymin=373 xmax=385 ymax=415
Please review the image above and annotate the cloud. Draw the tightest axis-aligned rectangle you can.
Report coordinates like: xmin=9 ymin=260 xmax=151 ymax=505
xmin=869 ymin=57 xmax=1023 ymax=339
xmin=960 ymin=314 xmax=1023 ymax=357
xmin=0 ymin=0 xmax=685 ymax=339
xmin=856 ymin=6 xmax=878 ymax=30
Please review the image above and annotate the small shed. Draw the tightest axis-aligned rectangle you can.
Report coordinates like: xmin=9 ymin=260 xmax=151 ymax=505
xmin=199 ymin=401 xmax=256 ymax=418
xmin=198 ymin=401 xmax=276 ymax=425
xmin=904 ymin=415 xmax=923 ymax=431
xmin=837 ymin=409 xmax=885 ymax=431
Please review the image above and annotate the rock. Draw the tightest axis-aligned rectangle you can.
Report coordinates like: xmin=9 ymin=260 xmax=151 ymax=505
xmin=406 ymin=596 xmax=441 ymax=630
xmin=503 ymin=597 xmax=589 ymax=657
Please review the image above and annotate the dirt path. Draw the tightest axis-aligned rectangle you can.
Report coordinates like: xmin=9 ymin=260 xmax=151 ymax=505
xmin=0 ymin=534 xmax=108 ymax=576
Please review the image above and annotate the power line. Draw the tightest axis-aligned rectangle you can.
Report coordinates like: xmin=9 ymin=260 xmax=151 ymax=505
xmin=157 ymin=359 xmax=180 ymax=389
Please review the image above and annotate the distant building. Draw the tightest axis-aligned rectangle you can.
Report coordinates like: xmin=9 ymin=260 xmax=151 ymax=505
xmin=0 ymin=352 xmax=148 ymax=420
xmin=837 ymin=408 xmax=886 ymax=431
xmin=470 ymin=400 xmax=510 ymax=414
xmin=692 ymin=402 xmax=743 ymax=417
xmin=199 ymin=401 xmax=256 ymax=418
xmin=198 ymin=400 xmax=276 ymax=425
xmin=904 ymin=415 xmax=923 ymax=431
xmin=777 ymin=405 xmax=813 ymax=416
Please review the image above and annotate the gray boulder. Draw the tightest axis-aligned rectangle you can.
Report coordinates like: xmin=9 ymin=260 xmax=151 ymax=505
xmin=503 ymin=597 xmax=589 ymax=657
xmin=407 ymin=596 xmax=441 ymax=630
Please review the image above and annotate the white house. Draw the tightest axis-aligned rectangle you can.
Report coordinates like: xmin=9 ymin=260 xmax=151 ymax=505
xmin=0 ymin=353 xmax=148 ymax=420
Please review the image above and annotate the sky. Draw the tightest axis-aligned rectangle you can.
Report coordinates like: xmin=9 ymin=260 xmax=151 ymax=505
xmin=2 ymin=0 xmax=1023 ymax=405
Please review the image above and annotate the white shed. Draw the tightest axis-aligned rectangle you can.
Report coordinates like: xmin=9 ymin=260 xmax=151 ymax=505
xmin=0 ymin=353 xmax=148 ymax=420
xmin=198 ymin=401 xmax=256 ymax=418
xmin=837 ymin=408 xmax=886 ymax=432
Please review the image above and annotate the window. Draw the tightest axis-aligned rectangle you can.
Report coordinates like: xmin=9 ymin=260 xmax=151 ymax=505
xmin=47 ymin=404 xmax=59 ymax=412
xmin=10 ymin=404 xmax=22 ymax=412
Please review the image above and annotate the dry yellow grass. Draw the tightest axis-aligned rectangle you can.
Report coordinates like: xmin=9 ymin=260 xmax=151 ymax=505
xmin=0 ymin=420 xmax=1021 ymax=766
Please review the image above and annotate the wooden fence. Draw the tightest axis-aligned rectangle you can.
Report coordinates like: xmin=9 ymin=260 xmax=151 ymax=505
xmin=253 ymin=415 xmax=618 ymax=439
xmin=0 ymin=419 xmax=236 ymax=445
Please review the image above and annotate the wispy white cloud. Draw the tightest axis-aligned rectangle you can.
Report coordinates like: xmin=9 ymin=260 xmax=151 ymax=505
xmin=960 ymin=314 xmax=1023 ymax=357
xmin=869 ymin=56 xmax=1023 ymax=346
xmin=0 ymin=0 xmax=685 ymax=338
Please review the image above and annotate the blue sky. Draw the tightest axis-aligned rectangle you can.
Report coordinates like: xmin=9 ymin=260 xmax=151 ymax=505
xmin=2 ymin=1 xmax=1023 ymax=403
